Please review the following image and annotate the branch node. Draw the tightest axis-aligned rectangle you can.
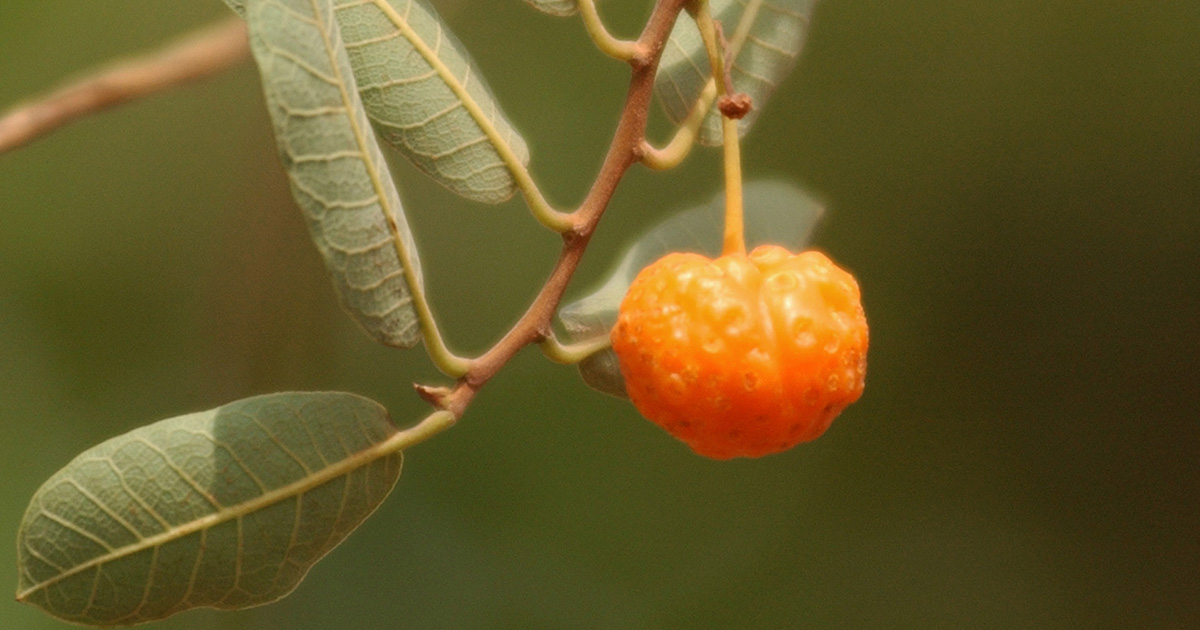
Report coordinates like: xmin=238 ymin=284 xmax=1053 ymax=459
xmin=629 ymin=47 xmax=653 ymax=71
xmin=414 ymin=383 xmax=454 ymax=409
xmin=717 ymin=93 xmax=753 ymax=119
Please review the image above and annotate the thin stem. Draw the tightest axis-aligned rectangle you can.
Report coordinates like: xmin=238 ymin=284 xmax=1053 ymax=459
xmin=380 ymin=410 xmax=458 ymax=452
xmin=719 ymin=115 xmax=745 ymax=256
xmin=640 ymin=0 xmax=767 ymax=173
xmin=638 ymin=81 xmax=711 ymax=170
xmin=412 ymin=284 xmax=472 ymax=378
xmin=540 ymin=334 xmax=612 ymax=365
xmin=692 ymin=0 xmax=745 ymax=256
xmin=0 ymin=19 xmax=249 ymax=155
xmin=313 ymin=6 xmax=469 ymax=380
xmin=512 ymin=159 xmax=575 ymax=233
xmin=431 ymin=0 xmax=691 ymax=420
xmin=368 ymin=0 xmax=573 ymax=233
xmin=578 ymin=0 xmax=645 ymax=61
xmin=0 ymin=1 xmax=692 ymax=429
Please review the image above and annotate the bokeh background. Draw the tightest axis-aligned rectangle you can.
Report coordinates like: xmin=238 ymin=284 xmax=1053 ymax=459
xmin=2 ymin=1 xmax=1197 ymax=628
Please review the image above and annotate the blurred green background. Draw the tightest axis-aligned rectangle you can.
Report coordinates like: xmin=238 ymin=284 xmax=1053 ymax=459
xmin=2 ymin=1 xmax=1197 ymax=628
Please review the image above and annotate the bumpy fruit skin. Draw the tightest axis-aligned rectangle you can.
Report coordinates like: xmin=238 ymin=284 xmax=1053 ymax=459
xmin=611 ymin=245 xmax=868 ymax=459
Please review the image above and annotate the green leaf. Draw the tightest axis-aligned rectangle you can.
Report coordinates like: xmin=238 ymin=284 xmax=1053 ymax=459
xmin=332 ymin=0 xmax=532 ymax=204
xmin=522 ymin=0 xmax=578 ymax=17
xmin=222 ymin=0 xmax=247 ymax=17
xmin=655 ymin=0 xmax=817 ymax=145
xmin=16 ymin=392 xmax=404 ymax=627
xmin=559 ymin=181 xmax=824 ymax=397
xmin=247 ymin=0 xmax=424 ymax=348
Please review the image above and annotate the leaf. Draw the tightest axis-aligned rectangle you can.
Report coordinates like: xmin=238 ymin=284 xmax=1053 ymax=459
xmin=222 ymin=0 xmax=247 ymax=17
xmin=559 ymin=181 xmax=824 ymax=397
xmin=655 ymin=0 xmax=817 ymax=145
xmin=332 ymin=0 xmax=532 ymax=204
xmin=247 ymin=0 xmax=425 ymax=348
xmin=16 ymin=392 xmax=404 ymax=627
xmin=522 ymin=0 xmax=578 ymax=17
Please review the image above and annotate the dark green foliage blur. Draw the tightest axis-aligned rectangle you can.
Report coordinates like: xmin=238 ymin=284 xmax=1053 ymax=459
xmin=2 ymin=1 xmax=1197 ymax=628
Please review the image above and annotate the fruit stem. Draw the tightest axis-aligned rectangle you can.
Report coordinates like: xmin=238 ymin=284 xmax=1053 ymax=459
xmin=692 ymin=0 xmax=745 ymax=256
xmin=720 ymin=113 xmax=745 ymax=257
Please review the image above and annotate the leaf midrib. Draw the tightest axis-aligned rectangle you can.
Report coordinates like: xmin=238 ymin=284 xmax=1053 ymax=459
xmin=17 ymin=411 xmax=404 ymax=602
xmin=363 ymin=0 xmax=527 ymax=174
xmin=312 ymin=0 xmax=424 ymax=323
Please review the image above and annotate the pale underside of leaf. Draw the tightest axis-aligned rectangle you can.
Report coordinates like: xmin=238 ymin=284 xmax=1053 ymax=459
xmin=332 ymin=0 xmax=531 ymax=204
xmin=16 ymin=392 xmax=402 ymax=627
xmin=248 ymin=0 xmax=425 ymax=348
xmin=559 ymin=181 xmax=825 ymax=397
xmin=522 ymin=0 xmax=578 ymax=17
xmin=655 ymin=0 xmax=816 ymax=145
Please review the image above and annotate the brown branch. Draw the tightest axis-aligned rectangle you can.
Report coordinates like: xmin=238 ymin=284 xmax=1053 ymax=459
xmin=1 ymin=5 xmax=688 ymax=425
xmin=0 ymin=18 xmax=249 ymax=155
xmin=438 ymin=0 xmax=691 ymax=419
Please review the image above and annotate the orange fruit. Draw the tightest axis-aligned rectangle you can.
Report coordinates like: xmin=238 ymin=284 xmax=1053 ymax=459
xmin=611 ymin=245 xmax=868 ymax=459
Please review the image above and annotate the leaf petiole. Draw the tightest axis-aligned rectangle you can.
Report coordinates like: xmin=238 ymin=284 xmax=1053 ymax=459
xmin=363 ymin=0 xmax=571 ymax=233
xmin=639 ymin=84 xmax=709 ymax=170
xmin=411 ymin=287 xmax=472 ymax=378
xmin=539 ymin=333 xmax=612 ymax=365
xmin=383 ymin=409 xmax=458 ymax=450
xmin=513 ymin=163 xmax=575 ymax=233
xmin=578 ymin=0 xmax=643 ymax=61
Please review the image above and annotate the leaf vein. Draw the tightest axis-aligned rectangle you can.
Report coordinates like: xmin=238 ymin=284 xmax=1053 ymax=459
xmin=37 ymin=509 xmax=114 ymax=553
xmin=262 ymin=46 xmax=339 ymax=86
xmin=130 ymin=436 xmax=227 ymax=511
xmin=100 ymin=458 xmax=172 ymax=531
xmin=60 ymin=475 xmax=144 ymax=541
